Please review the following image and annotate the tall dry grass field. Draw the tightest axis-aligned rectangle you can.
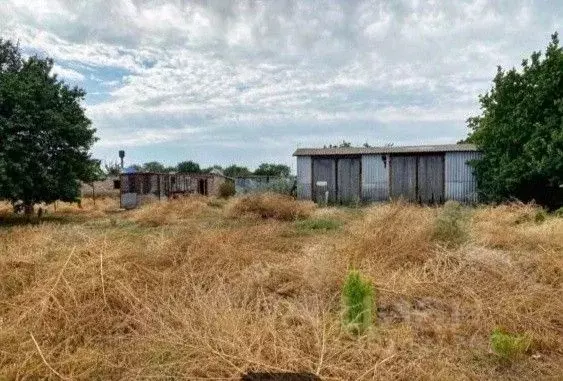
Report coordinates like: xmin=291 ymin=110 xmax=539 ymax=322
xmin=0 ymin=196 xmax=561 ymax=380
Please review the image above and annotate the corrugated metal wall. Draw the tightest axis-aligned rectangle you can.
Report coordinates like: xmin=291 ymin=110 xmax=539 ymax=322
xmin=361 ymin=155 xmax=389 ymax=201
xmin=337 ymin=158 xmax=361 ymax=203
xmin=390 ymin=155 xmax=418 ymax=201
xmin=296 ymin=156 xmax=312 ymax=200
xmin=445 ymin=151 xmax=481 ymax=202
xmin=312 ymin=158 xmax=337 ymax=203
xmin=417 ymin=155 xmax=445 ymax=203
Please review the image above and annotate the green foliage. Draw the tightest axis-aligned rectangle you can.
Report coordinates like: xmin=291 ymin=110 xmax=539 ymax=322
xmin=254 ymin=163 xmax=291 ymax=177
xmin=433 ymin=201 xmax=469 ymax=246
xmin=104 ymin=161 xmax=122 ymax=177
xmin=295 ymin=218 xmax=342 ymax=232
xmin=341 ymin=270 xmax=374 ymax=334
xmin=142 ymin=161 xmax=166 ymax=173
xmin=0 ymin=39 xmax=97 ymax=208
xmin=325 ymin=140 xmax=352 ymax=148
xmin=223 ymin=164 xmax=252 ymax=178
xmin=177 ymin=160 xmax=201 ymax=173
xmin=466 ymin=33 xmax=563 ymax=208
xmin=554 ymin=207 xmax=563 ymax=217
xmin=218 ymin=181 xmax=236 ymax=198
xmin=490 ymin=329 xmax=531 ymax=360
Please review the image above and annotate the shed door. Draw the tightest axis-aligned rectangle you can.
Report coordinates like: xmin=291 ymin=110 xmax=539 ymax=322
xmin=312 ymin=158 xmax=336 ymax=203
xmin=390 ymin=156 xmax=417 ymax=201
xmin=417 ymin=155 xmax=444 ymax=203
xmin=337 ymin=158 xmax=361 ymax=204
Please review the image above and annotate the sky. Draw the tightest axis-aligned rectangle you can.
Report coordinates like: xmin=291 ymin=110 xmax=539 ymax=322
xmin=1 ymin=1 xmax=561 ymax=171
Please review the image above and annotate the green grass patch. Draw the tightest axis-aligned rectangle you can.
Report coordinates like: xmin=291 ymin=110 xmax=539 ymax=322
xmin=341 ymin=270 xmax=375 ymax=335
xmin=295 ymin=218 xmax=342 ymax=232
xmin=490 ymin=328 xmax=531 ymax=360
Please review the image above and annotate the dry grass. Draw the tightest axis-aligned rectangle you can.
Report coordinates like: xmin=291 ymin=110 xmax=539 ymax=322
xmin=0 ymin=197 xmax=561 ymax=380
xmin=226 ymin=192 xmax=316 ymax=221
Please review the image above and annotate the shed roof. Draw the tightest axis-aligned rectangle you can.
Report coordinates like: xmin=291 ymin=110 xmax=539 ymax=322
xmin=293 ymin=143 xmax=478 ymax=156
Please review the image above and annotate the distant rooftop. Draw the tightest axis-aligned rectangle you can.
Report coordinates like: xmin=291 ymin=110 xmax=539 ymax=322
xmin=293 ymin=143 xmax=478 ymax=156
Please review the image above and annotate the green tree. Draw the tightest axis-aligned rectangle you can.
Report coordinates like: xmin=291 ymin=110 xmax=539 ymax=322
xmin=223 ymin=164 xmax=251 ymax=178
xmin=0 ymin=39 xmax=97 ymax=213
xmin=142 ymin=161 xmax=166 ymax=172
xmin=324 ymin=140 xmax=352 ymax=148
xmin=104 ymin=161 xmax=122 ymax=176
xmin=177 ymin=160 xmax=201 ymax=173
xmin=466 ymin=33 xmax=563 ymax=208
xmin=254 ymin=163 xmax=291 ymax=177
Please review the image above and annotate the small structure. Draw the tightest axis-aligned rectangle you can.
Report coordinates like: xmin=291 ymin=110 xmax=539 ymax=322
xmin=119 ymin=171 xmax=230 ymax=209
xmin=294 ymin=144 xmax=481 ymax=204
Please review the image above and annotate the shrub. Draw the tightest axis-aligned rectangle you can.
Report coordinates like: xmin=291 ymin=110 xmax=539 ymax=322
xmin=490 ymin=328 xmax=531 ymax=360
xmin=341 ymin=270 xmax=374 ymax=334
xmin=433 ymin=201 xmax=468 ymax=246
xmin=218 ymin=181 xmax=236 ymax=198
xmin=226 ymin=193 xmax=315 ymax=221
xmin=555 ymin=207 xmax=563 ymax=218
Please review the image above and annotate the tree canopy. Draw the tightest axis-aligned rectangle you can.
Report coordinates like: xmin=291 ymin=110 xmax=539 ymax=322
xmin=177 ymin=160 xmax=201 ymax=173
xmin=141 ymin=161 xmax=167 ymax=172
xmin=254 ymin=163 xmax=291 ymax=177
xmin=223 ymin=164 xmax=252 ymax=178
xmin=0 ymin=39 xmax=97 ymax=208
xmin=466 ymin=33 xmax=563 ymax=208
xmin=104 ymin=161 xmax=122 ymax=176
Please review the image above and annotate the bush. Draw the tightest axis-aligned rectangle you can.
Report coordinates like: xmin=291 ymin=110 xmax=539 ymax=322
xmin=226 ymin=192 xmax=315 ymax=221
xmin=433 ymin=201 xmax=469 ymax=246
xmin=555 ymin=207 xmax=563 ymax=218
xmin=490 ymin=328 xmax=531 ymax=360
xmin=341 ymin=270 xmax=374 ymax=334
xmin=218 ymin=181 xmax=236 ymax=198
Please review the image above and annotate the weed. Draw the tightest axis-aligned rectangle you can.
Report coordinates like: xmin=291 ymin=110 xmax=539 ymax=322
xmin=341 ymin=270 xmax=374 ymax=334
xmin=433 ymin=200 xmax=468 ymax=246
xmin=490 ymin=329 xmax=531 ymax=360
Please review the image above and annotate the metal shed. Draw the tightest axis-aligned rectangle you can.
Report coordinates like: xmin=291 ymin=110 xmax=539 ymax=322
xmin=294 ymin=144 xmax=481 ymax=204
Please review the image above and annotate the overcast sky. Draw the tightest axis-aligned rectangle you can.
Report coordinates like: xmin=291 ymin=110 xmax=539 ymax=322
xmin=1 ymin=1 xmax=561 ymax=170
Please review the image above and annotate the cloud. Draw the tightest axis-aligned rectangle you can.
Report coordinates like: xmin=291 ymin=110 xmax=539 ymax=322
xmin=1 ymin=0 xmax=561 ymax=167
xmin=52 ymin=64 xmax=85 ymax=81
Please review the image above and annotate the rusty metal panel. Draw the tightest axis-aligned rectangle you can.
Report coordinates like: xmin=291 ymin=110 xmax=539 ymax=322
xmin=390 ymin=155 xmax=417 ymax=201
xmin=296 ymin=156 xmax=312 ymax=200
xmin=417 ymin=155 xmax=444 ymax=203
xmin=337 ymin=158 xmax=361 ymax=204
xmin=312 ymin=158 xmax=336 ymax=203
xmin=445 ymin=151 xmax=482 ymax=202
xmin=361 ymin=155 xmax=389 ymax=201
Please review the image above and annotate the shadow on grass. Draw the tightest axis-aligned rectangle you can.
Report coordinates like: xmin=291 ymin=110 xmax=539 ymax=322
xmin=0 ymin=214 xmax=84 ymax=227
